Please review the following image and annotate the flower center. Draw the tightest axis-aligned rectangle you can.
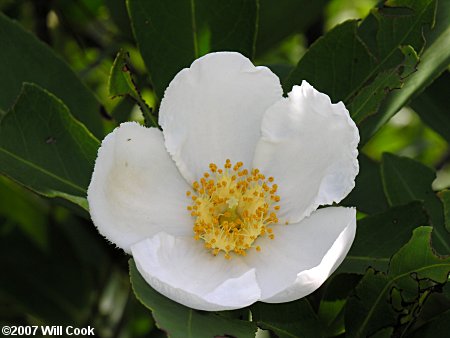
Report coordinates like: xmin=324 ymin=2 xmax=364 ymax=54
xmin=186 ymin=159 xmax=280 ymax=259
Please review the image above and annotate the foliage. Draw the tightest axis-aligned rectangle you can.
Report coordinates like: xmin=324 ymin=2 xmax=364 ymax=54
xmin=0 ymin=0 xmax=449 ymax=337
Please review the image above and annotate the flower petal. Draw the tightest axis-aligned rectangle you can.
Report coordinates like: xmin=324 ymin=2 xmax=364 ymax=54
xmin=131 ymin=232 xmax=261 ymax=311
xmin=87 ymin=122 xmax=192 ymax=253
xmin=253 ymin=81 xmax=359 ymax=224
xmin=159 ymin=52 xmax=283 ymax=183
xmin=244 ymin=207 xmax=356 ymax=301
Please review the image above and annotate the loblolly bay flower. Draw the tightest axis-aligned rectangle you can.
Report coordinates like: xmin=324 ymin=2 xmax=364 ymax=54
xmin=88 ymin=52 xmax=359 ymax=311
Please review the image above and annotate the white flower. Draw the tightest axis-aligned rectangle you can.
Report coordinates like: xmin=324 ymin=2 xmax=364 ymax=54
xmin=88 ymin=52 xmax=359 ymax=311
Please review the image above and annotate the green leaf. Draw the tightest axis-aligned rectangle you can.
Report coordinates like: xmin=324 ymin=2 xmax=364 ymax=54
xmin=284 ymin=0 xmax=436 ymax=125
xmin=0 ymin=83 xmax=100 ymax=211
xmin=251 ymin=300 xmax=324 ymax=338
xmin=0 ymin=176 xmax=49 ymax=250
xmin=412 ymin=282 xmax=450 ymax=334
xmin=127 ymin=0 xmax=258 ymax=99
xmin=111 ymin=96 xmax=136 ymax=124
xmin=341 ymin=154 xmax=389 ymax=214
xmin=439 ymin=190 xmax=450 ymax=233
xmin=108 ymin=50 xmax=140 ymax=98
xmin=0 ymin=13 xmax=104 ymax=138
xmin=409 ymin=309 xmax=450 ymax=337
xmin=256 ymin=0 xmax=328 ymax=56
xmin=104 ymin=0 xmax=134 ymax=40
xmin=381 ymin=153 xmax=449 ymax=254
xmin=129 ymin=259 xmax=257 ymax=338
xmin=348 ymin=46 xmax=418 ymax=123
xmin=346 ymin=226 xmax=450 ymax=337
xmin=359 ymin=0 xmax=450 ymax=144
xmin=318 ymin=274 xmax=361 ymax=337
xmin=370 ymin=327 xmax=394 ymax=338
xmin=411 ymin=71 xmax=450 ymax=144
xmin=283 ymin=20 xmax=377 ymax=102
xmin=108 ymin=50 xmax=158 ymax=128
xmin=0 ymin=217 xmax=94 ymax=324
xmin=339 ymin=201 xmax=429 ymax=274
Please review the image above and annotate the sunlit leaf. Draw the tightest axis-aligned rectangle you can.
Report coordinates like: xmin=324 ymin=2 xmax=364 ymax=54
xmin=0 ymin=83 xmax=99 ymax=211
xmin=129 ymin=259 xmax=257 ymax=338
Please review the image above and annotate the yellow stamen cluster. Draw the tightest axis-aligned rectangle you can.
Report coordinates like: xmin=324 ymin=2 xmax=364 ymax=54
xmin=186 ymin=159 xmax=280 ymax=259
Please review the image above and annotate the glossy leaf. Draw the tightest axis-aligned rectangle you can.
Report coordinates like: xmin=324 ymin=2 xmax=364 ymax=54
xmin=0 ymin=13 xmax=104 ymax=138
xmin=251 ymin=300 xmax=324 ymax=338
xmin=381 ymin=153 xmax=449 ymax=254
xmin=0 ymin=83 xmax=99 ymax=211
xmin=129 ymin=259 xmax=257 ymax=338
xmin=359 ymin=0 xmax=450 ymax=144
xmin=127 ymin=0 xmax=258 ymax=99
xmin=346 ymin=226 xmax=450 ymax=337
xmin=339 ymin=201 xmax=429 ymax=274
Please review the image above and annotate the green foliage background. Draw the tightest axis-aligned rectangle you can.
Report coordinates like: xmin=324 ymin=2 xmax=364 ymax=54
xmin=0 ymin=0 xmax=449 ymax=337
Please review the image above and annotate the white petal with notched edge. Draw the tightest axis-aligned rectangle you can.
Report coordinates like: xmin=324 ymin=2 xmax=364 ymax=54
xmin=131 ymin=232 xmax=261 ymax=311
xmin=159 ymin=52 xmax=283 ymax=183
xmin=87 ymin=52 xmax=360 ymax=312
xmin=243 ymin=207 xmax=356 ymax=301
xmin=87 ymin=122 xmax=192 ymax=253
xmin=253 ymin=81 xmax=359 ymax=224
